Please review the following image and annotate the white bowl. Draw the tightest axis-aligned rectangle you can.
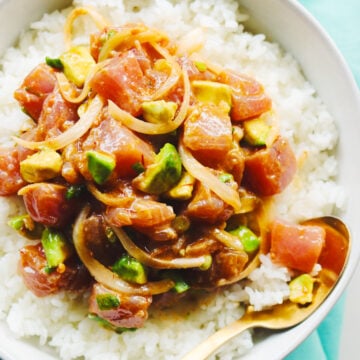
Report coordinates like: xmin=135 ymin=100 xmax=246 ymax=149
xmin=0 ymin=0 xmax=359 ymax=359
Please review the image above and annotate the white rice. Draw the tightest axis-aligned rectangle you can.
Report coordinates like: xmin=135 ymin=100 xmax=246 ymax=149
xmin=0 ymin=0 xmax=346 ymax=359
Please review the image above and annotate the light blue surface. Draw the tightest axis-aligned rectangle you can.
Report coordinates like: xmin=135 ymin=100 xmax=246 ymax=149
xmin=286 ymin=1 xmax=360 ymax=359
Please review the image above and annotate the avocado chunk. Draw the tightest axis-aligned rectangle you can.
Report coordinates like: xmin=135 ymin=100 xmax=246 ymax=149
xmin=133 ymin=143 xmax=182 ymax=195
xmin=289 ymin=274 xmax=315 ymax=305
xmin=229 ymin=225 xmax=260 ymax=253
xmin=20 ymin=149 xmax=63 ymax=183
xmin=60 ymin=45 xmax=95 ymax=87
xmin=41 ymin=228 xmax=72 ymax=269
xmin=192 ymin=80 xmax=232 ymax=113
xmin=112 ymin=254 xmax=147 ymax=285
xmin=86 ymin=150 xmax=116 ymax=185
xmin=165 ymin=171 xmax=195 ymax=200
xmin=243 ymin=116 xmax=271 ymax=146
xmin=141 ymin=100 xmax=178 ymax=123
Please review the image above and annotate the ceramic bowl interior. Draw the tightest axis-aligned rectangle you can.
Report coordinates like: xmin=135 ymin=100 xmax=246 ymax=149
xmin=0 ymin=0 xmax=359 ymax=359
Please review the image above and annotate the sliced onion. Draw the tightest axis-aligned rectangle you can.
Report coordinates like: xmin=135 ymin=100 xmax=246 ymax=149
xmin=73 ymin=206 xmax=174 ymax=295
xmin=87 ymin=183 xmax=134 ymax=207
xmin=55 ymin=63 xmax=100 ymax=104
xmin=178 ymin=139 xmax=242 ymax=213
xmin=147 ymin=42 xmax=182 ymax=101
xmin=108 ymin=69 xmax=190 ymax=135
xmin=210 ymin=228 xmax=244 ymax=252
xmin=98 ymin=27 xmax=169 ymax=62
xmin=216 ymin=201 xmax=273 ymax=287
xmin=64 ymin=6 xmax=110 ymax=49
xmin=13 ymin=95 xmax=103 ymax=151
xmin=216 ymin=253 xmax=260 ymax=287
xmin=111 ymin=226 xmax=211 ymax=269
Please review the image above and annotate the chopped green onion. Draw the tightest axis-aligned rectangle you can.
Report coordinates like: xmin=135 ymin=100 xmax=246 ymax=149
xmin=218 ymin=172 xmax=234 ymax=183
xmin=132 ymin=161 xmax=145 ymax=174
xmin=199 ymin=255 xmax=212 ymax=271
xmin=45 ymin=56 xmax=64 ymax=70
xmin=96 ymin=293 xmax=121 ymax=310
xmin=88 ymin=314 xmax=136 ymax=333
xmin=8 ymin=214 xmax=30 ymax=231
xmin=161 ymin=270 xmax=190 ymax=293
xmin=172 ymin=215 xmax=191 ymax=233
xmin=194 ymin=61 xmax=207 ymax=72
xmin=65 ymin=184 xmax=86 ymax=199
xmin=105 ymin=226 xmax=117 ymax=243
xmin=8 ymin=214 xmax=43 ymax=239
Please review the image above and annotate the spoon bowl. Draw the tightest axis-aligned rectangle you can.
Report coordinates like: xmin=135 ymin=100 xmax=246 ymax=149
xmin=181 ymin=216 xmax=351 ymax=360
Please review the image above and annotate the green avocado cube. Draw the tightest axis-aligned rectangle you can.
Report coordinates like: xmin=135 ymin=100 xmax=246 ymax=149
xmin=20 ymin=149 xmax=63 ymax=183
xmin=41 ymin=228 xmax=72 ymax=268
xmin=86 ymin=150 xmax=116 ymax=185
xmin=60 ymin=45 xmax=95 ymax=87
xmin=141 ymin=100 xmax=178 ymax=123
xmin=243 ymin=116 xmax=271 ymax=146
xmin=192 ymin=80 xmax=232 ymax=113
xmin=133 ymin=143 xmax=182 ymax=194
xmin=112 ymin=254 xmax=147 ymax=285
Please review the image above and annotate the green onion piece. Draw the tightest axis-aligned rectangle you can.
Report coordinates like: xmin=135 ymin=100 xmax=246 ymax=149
xmin=132 ymin=161 xmax=145 ymax=174
xmin=218 ymin=173 xmax=234 ymax=183
xmin=199 ymin=255 xmax=212 ymax=271
xmin=65 ymin=184 xmax=86 ymax=199
xmin=194 ymin=61 xmax=207 ymax=72
xmin=105 ymin=226 xmax=117 ymax=243
xmin=172 ymin=215 xmax=191 ymax=233
xmin=8 ymin=214 xmax=43 ymax=239
xmin=88 ymin=314 xmax=136 ymax=333
xmin=96 ymin=293 xmax=121 ymax=310
xmin=8 ymin=214 xmax=30 ymax=231
xmin=45 ymin=56 xmax=64 ymax=70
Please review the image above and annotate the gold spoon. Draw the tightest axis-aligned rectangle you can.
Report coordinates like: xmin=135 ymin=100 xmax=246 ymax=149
xmin=181 ymin=216 xmax=350 ymax=360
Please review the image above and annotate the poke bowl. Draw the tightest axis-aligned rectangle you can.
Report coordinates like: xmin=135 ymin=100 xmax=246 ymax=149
xmin=0 ymin=0 xmax=359 ymax=360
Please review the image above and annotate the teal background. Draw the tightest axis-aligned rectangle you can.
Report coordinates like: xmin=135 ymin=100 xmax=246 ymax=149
xmin=286 ymin=1 xmax=360 ymax=359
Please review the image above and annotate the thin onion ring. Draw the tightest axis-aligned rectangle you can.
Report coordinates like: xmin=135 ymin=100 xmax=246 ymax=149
xmin=73 ymin=205 xmax=174 ymax=295
xmin=210 ymin=228 xmax=244 ymax=252
xmin=216 ymin=253 xmax=260 ymax=287
xmin=64 ymin=6 xmax=110 ymax=49
xmin=108 ymin=69 xmax=190 ymax=135
xmin=111 ymin=226 xmax=211 ymax=269
xmin=98 ymin=27 xmax=169 ymax=62
xmin=13 ymin=95 xmax=103 ymax=151
xmin=216 ymin=201 xmax=272 ymax=287
xmin=178 ymin=138 xmax=242 ymax=213
xmin=56 ymin=59 xmax=114 ymax=104
xmin=147 ymin=42 xmax=181 ymax=101
xmin=87 ymin=183 xmax=134 ymax=207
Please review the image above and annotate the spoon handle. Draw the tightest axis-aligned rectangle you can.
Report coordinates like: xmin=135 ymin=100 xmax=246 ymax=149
xmin=181 ymin=318 xmax=256 ymax=360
